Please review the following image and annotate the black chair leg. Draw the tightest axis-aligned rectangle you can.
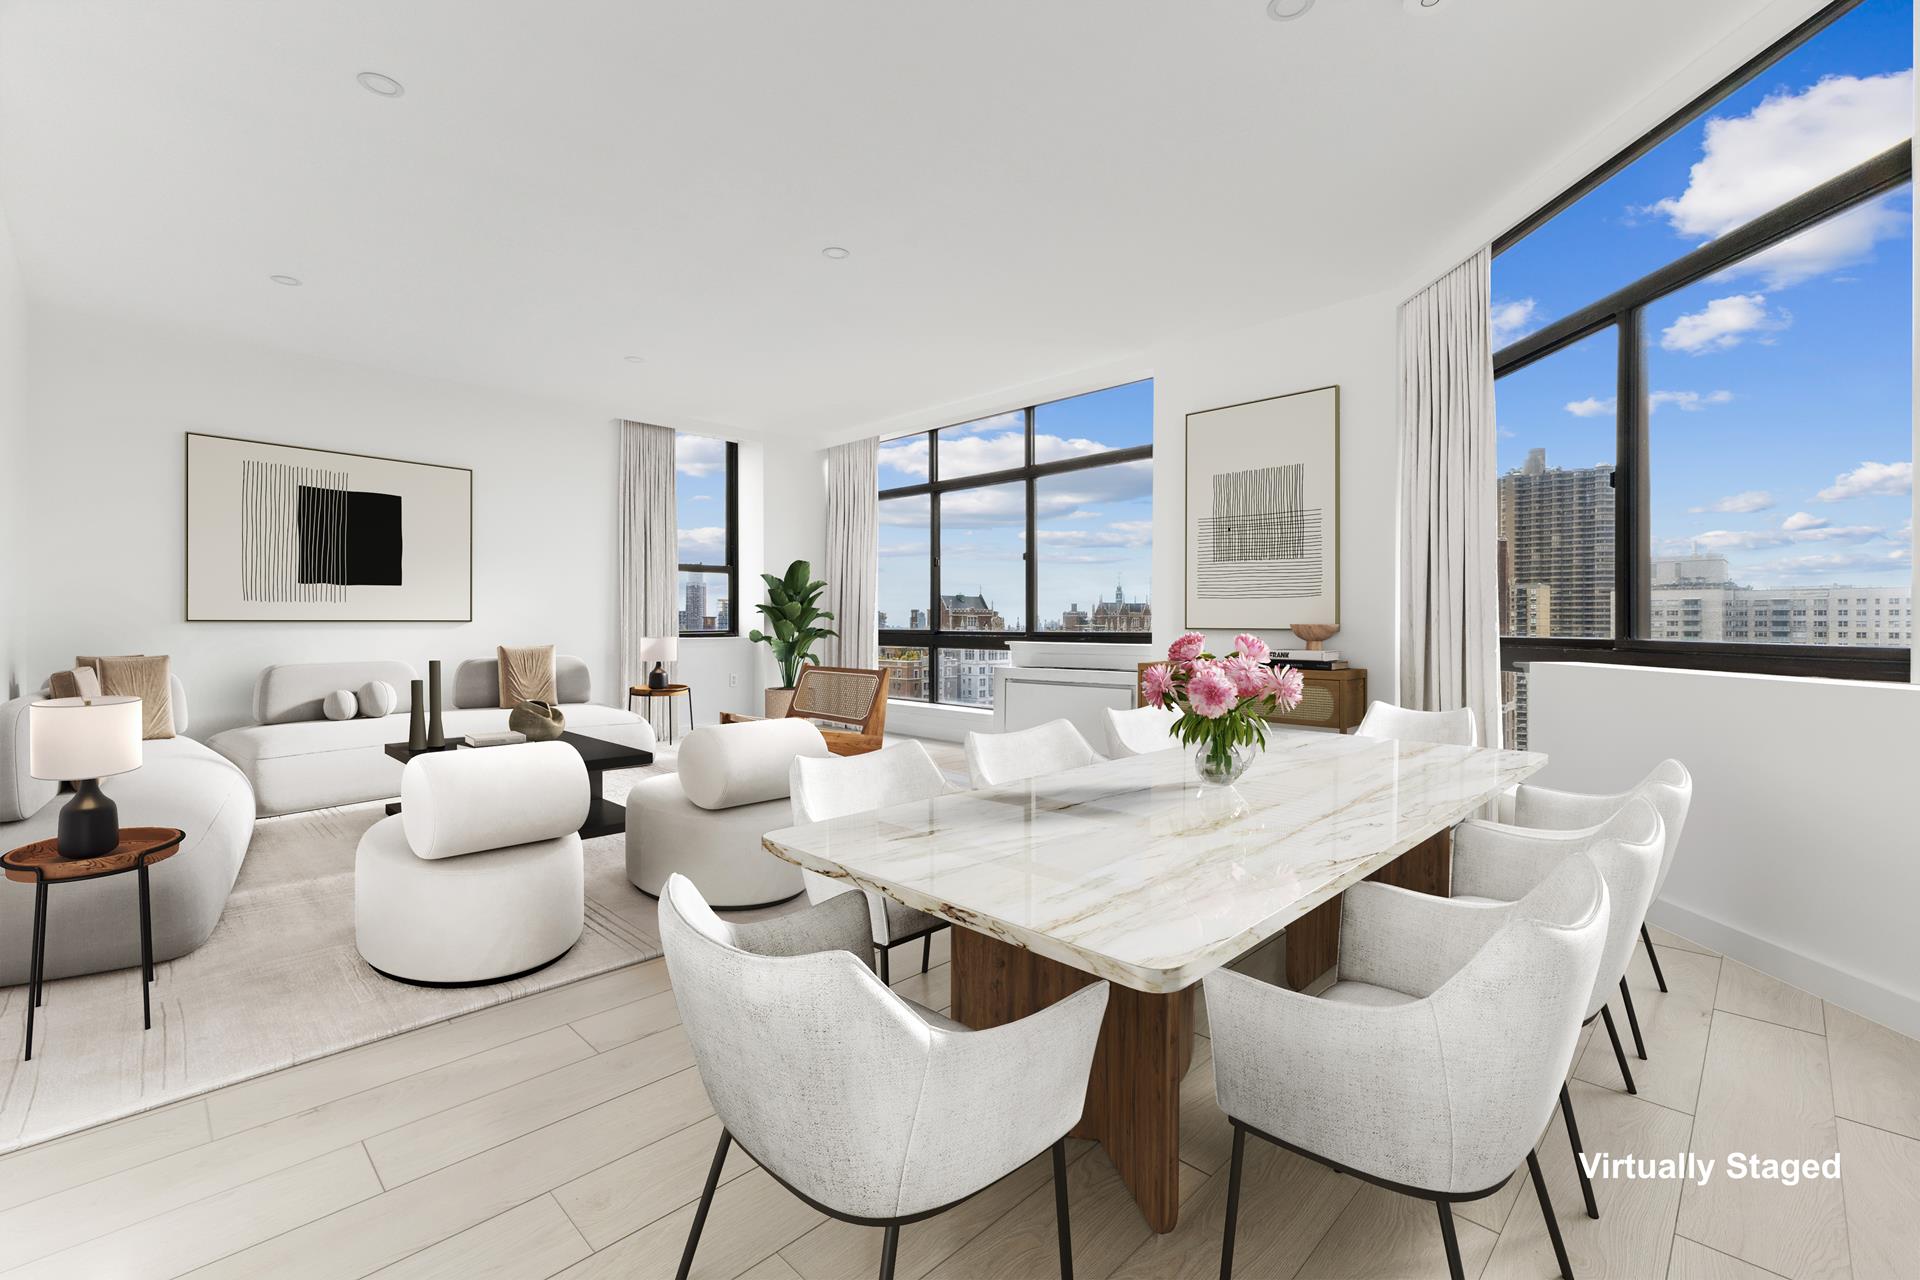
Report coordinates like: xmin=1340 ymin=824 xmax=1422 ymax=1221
xmin=1528 ymin=1149 xmax=1576 ymax=1279
xmin=922 ymin=933 xmax=932 ymax=975
xmin=1599 ymin=1005 xmax=1637 ymax=1095
xmin=878 ymin=1223 xmax=901 ymax=1280
xmin=1052 ymin=1138 xmax=1073 ymax=1280
xmin=1619 ymin=978 xmax=1647 ymax=1060
xmin=1219 ymin=1123 xmax=1247 ymax=1280
xmin=24 ymin=881 xmax=46 ymax=1062
xmin=1641 ymin=924 xmax=1668 ymax=993
xmin=1561 ymin=1084 xmax=1599 ymax=1219
xmin=1436 ymin=1201 xmax=1466 ymax=1280
xmin=675 ymin=1128 xmax=732 ymax=1280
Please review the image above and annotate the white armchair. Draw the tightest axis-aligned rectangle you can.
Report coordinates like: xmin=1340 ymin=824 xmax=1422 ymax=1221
xmin=1356 ymin=699 xmax=1479 ymax=746
xmin=1508 ymin=760 xmax=1693 ymax=996
xmin=964 ymin=718 xmax=1098 ymax=788
xmin=1451 ymin=796 xmax=1663 ymax=1222
xmin=658 ymin=874 xmax=1107 ymax=1280
xmin=1102 ymin=704 xmax=1181 ymax=757
xmin=790 ymin=741 xmax=956 ymax=983
xmin=1204 ymin=857 xmax=1608 ymax=1280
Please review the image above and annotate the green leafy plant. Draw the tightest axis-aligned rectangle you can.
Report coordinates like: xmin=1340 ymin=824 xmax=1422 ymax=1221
xmin=748 ymin=559 xmax=838 ymax=689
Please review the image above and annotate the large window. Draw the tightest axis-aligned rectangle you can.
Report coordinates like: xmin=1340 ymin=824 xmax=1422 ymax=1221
xmin=676 ymin=432 xmax=738 ymax=637
xmin=1493 ymin=0 xmax=1913 ymax=744
xmin=878 ymin=380 xmax=1153 ymax=708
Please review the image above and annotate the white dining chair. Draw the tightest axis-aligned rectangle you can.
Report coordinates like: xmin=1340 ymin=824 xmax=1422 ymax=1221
xmin=1204 ymin=856 xmax=1609 ymax=1280
xmin=1356 ymin=700 xmax=1479 ymax=747
xmin=1103 ymin=704 xmax=1181 ymax=757
xmin=658 ymin=874 xmax=1108 ymax=1280
xmin=1505 ymin=760 xmax=1693 ymax=1003
xmin=1451 ymin=797 xmax=1663 ymax=1222
xmin=790 ymin=741 xmax=955 ymax=984
xmin=964 ymin=718 xmax=1099 ymax=788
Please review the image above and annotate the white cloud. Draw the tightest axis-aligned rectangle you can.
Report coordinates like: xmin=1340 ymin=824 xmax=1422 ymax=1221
xmin=688 ymin=494 xmax=713 ymax=502
xmin=1659 ymin=293 xmax=1787 ymax=354
xmin=1816 ymin=460 xmax=1912 ymax=501
xmin=1895 ymin=522 xmax=1914 ymax=544
xmin=880 ymin=423 xmax=1133 ymax=485
xmin=1648 ymin=71 xmax=1914 ymax=286
xmin=1689 ymin=516 xmax=1880 ymax=551
xmin=1780 ymin=511 xmax=1826 ymax=531
xmin=674 ymin=433 xmax=727 ymax=478
xmin=877 ymin=435 xmax=930 ymax=480
xmin=1650 ymin=389 xmax=1734 ymax=412
xmin=1491 ymin=298 xmax=1540 ymax=347
xmin=1690 ymin=490 xmax=1775 ymax=514
xmin=1747 ymin=547 xmax=1913 ymax=577
xmin=676 ymin=526 xmax=726 ymax=561
xmin=1564 ymin=396 xmax=1615 ymax=418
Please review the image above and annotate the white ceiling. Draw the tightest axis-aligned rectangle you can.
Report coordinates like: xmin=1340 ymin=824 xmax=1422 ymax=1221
xmin=0 ymin=0 xmax=1777 ymax=438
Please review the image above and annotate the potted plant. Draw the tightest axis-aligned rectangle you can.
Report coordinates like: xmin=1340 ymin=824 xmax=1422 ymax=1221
xmin=1140 ymin=632 xmax=1305 ymax=785
xmin=748 ymin=559 xmax=838 ymax=718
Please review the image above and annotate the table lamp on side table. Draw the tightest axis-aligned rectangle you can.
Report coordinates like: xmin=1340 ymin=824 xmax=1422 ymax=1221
xmin=30 ymin=696 xmax=143 ymax=858
xmin=641 ymin=636 xmax=679 ymax=690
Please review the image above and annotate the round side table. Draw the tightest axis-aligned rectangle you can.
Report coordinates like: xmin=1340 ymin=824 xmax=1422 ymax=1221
xmin=3 ymin=826 xmax=185 ymax=1062
xmin=627 ymin=684 xmax=693 ymax=744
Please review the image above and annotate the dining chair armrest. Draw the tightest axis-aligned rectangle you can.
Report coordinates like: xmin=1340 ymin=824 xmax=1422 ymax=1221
xmin=899 ymin=982 xmax=1110 ymax=1210
xmin=727 ymin=888 xmax=874 ymax=963
xmin=1512 ymin=783 xmax=1629 ymax=831
xmin=1203 ymin=968 xmax=1451 ymax=1187
xmin=1450 ymin=818 xmax=1583 ymax=903
xmin=718 ymin=711 xmax=766 ymax=725
xmin=1337 ymin=881 xmax=1516 ymax=998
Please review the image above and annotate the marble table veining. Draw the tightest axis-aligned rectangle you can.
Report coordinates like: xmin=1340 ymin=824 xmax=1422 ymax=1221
xmin=762 ymin=732 xmax=1546 ymax=994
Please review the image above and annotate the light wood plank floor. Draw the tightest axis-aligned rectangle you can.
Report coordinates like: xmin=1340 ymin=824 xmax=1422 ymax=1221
xmin=1 ymin=743 xmax=1915 ymax=1278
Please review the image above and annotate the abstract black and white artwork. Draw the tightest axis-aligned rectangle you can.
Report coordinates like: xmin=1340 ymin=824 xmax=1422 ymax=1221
xmin=1184 ymin=385 xmax=1339 ymax=630
xmin=187 ymin=433 xmax=471 ymax=621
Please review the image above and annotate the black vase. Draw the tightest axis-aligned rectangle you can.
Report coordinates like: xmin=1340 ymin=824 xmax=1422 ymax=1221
xmin=408 ymin=679 xmax=428 ymax=750
xmin=427 ymin=660 xmax=446 ymax=749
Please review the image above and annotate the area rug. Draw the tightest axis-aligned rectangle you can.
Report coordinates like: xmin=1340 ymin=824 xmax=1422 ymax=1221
xmin=0 ymin=758 xmax=674 ymax=1153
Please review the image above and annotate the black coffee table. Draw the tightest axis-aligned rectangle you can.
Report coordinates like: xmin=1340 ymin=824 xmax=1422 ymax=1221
xmin=384 ymin=731 xmax=655 ymax=840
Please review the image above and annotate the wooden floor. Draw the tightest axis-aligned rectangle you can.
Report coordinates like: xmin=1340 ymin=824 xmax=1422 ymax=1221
xmin=0 ymin=916 xmax=1914 ymax=1279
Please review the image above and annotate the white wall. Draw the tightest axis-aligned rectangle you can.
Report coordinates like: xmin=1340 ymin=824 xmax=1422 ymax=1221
xmin=14 ymin=305 xmax=792 ymax=735
xmin=0 ymin=206 xmax=24 ymax=698
xmin=1529 ymin=662 xmax=1920 ymax=1038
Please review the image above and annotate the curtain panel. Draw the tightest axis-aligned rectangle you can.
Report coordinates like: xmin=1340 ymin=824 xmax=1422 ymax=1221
xmin=617 ymin=420 xmax=680 ymax=701
xmin=1398 ymin=247 xmax=1503 ymax=748
xmin=823 ymin=437 xmax=880 ymax=670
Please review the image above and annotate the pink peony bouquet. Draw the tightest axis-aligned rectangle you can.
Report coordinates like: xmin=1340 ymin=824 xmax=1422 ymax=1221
xmin=1140 ymin=633 xmax=1305 ymax=780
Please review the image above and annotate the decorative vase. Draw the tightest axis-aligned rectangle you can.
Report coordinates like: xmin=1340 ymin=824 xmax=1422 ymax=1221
xmin=765 ymin=687 xmax=796 ymax=719
xmin=426 ymin=660 xmax=445 ymax=749
xmin=407 ymin=680 xmax=428 ymax=750
xmin=509 ymin=700 xmax=566 ymax=741
xmin=1194 ymin=741 xmax=1255 ymax=787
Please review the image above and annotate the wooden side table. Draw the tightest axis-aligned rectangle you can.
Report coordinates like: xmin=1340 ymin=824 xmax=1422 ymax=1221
xmin=627 ymin=684 xmax=693 ymax=744
xmin=1135 ymin=661 xmax=1368 ymax=732
xmin=3 ymin=826 xmax=185 ymax=1062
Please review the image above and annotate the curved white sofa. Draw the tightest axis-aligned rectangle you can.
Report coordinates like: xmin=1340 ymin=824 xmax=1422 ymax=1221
xmin=209 ymin=656 xmax=655 ymax=816
xmin=0 ymin=679 xmax=255 ymax=985
xmin=626 ymin=719 xmax=825 ymax=908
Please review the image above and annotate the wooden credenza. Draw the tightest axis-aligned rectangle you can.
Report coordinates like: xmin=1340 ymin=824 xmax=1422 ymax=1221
xmin=1134 ymin=661 xmax=1367 ymax=733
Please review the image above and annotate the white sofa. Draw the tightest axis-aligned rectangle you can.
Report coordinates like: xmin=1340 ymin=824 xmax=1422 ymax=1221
xmin=626 ymin=719 xmax=825 ymax=908
xmin=208 ymin=656 xmax=655 ymax=816
xmin=0 ymin=677 xmax=256 ymax=985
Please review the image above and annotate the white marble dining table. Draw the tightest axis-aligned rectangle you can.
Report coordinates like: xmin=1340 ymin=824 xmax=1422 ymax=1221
xmin=761 ymin=730 xmax=1545 ymax=1232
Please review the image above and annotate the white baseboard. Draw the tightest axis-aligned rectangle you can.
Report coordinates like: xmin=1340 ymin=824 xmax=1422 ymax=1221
xmin=1648 ymin=897 xmax=1920 ymax=1040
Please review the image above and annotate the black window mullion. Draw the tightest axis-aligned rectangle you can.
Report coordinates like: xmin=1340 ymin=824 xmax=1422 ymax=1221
xmin=929 ymin=477 xmax=942 ymax=704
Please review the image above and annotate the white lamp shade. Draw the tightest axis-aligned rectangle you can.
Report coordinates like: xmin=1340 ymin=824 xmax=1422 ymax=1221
xmin=642 ymin=636 xmax=680 ymax=664
xmin=30 ymin=697 xmax=144 ymax=781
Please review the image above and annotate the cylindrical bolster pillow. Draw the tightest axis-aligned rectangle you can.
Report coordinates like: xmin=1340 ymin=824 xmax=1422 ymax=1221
xmin=401 ymin=741 xmax=589 ymax=860
xmin=323 ymin=690 xmax=359 ymax=721
xmin=677 ymin=719 xmax=828 ymax=811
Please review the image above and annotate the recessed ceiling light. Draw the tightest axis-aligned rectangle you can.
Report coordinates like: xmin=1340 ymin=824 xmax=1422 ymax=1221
xmin=269 ymin=275 xmax=302 ymax=286
xmin=821 ymin=246 xmax=851 ymax=260
xmin=1267 ymin=0 xmax=1314 ymax=20
xmin=623 ymin=355 xmax=647 ymax=364
xmin=356 ymin=71 xmax=405 ymax=97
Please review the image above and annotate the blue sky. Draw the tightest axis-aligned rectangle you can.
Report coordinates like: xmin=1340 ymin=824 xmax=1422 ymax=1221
xmin=1494 ymin=0 xmax=1913 ymax=592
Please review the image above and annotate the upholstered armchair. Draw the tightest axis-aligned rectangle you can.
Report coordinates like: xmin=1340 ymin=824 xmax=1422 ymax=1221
xmin=1203 ymin=857 xmax=1609 ymax=1280
xmin=1102 ymin=704 xmax=1180 ymax=757
xmin=1355 ymin=699 xmax=1479 ymax=747
xmin=720 ymin=665 xmax=891 ymax=756
xmin=658 ymin=874 xmax=1107 ymax=1280
xmin=963 ymin=718 xmax=1099 ymax=788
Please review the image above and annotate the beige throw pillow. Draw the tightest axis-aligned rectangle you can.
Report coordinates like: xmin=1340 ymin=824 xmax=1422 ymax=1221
xmin=497 ymin=644 xmax=558 ymax=708
xmin=96 ymin=655 xmax=176 ymax=740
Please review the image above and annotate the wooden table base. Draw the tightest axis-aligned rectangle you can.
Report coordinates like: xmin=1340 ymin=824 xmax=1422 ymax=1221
xmin=949 ymin=927 xmax=1196 ymax=1233
xmin=1285 ymin=828 xmax=1453 ymax=988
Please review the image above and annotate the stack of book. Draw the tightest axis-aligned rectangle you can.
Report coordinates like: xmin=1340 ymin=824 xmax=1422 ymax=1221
xmin=463 ymin=730 xmax=529 ymax=748
xmin=1269 ymin=650 xmax=1349 ymax=671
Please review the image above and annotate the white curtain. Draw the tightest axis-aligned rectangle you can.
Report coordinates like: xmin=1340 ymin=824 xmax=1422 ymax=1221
xmin=1398 ymin=247 xmax=1503 ymax=748
xmin=617 ymin=421 xmax=679 ymax=707
xmin=822 ymin=437 xmax=880 ymax=669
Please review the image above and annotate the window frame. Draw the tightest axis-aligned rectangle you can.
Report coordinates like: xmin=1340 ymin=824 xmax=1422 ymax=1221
xmin=1494 ymin=0 xmax=1913 ymax=688
xmin=879 ymin=385 xmax=1154 ymax=706
xmin=677 ymin=439 xmax=740 ymax=639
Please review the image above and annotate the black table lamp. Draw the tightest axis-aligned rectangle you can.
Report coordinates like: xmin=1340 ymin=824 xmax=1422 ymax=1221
xmin=30 ymin=696 xmax=143 ymax=858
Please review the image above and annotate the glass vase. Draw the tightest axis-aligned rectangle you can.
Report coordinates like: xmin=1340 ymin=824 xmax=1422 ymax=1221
xmin=1193 ymin=740 xmax=1255 ymax=787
